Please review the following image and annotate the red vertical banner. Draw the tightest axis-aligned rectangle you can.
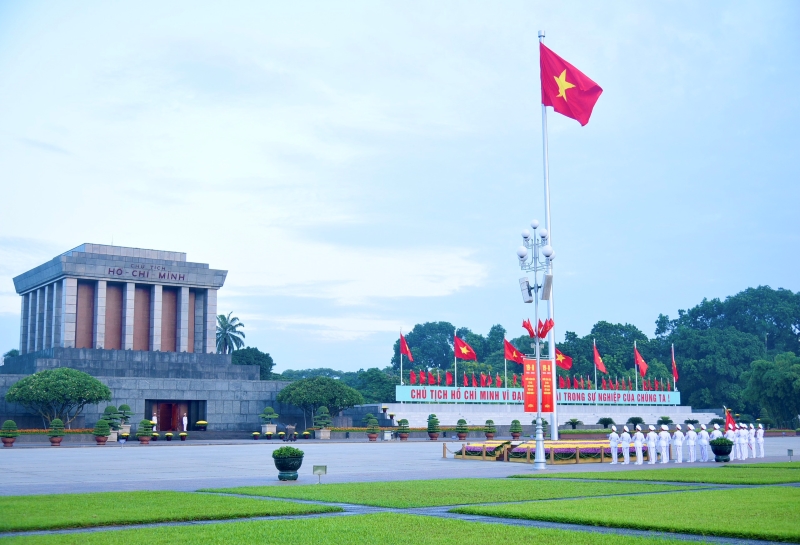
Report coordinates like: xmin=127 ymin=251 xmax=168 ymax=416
xmin=522 ymin=358 xmax=555 ymax=413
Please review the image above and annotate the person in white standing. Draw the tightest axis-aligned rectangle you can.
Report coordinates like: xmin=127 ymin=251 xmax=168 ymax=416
xmin=152 ymin=412 xmax=158 ymax=433
xmin=685 ymin=424 xmax=697 ymax=463
xmin=620 ymin=426 xmax=632 ymax=465
xmin=738 ymin=423 xmax=748 ymax=460
xmin=182 ymin=413 xmax=188 ymax=432
xmin=672 ymin=424 xmax=685 ymax=463
xmin=609 ymin=425 xmax=620 ymax=464
xmin=633 ymin=425 xmax=645 ymax=465
xmin=756 ymin=423 xmax=765 ymax=458
xmin=658 ymin=425 xmax=671 ymax=464
xmin=710 ymin=423 xmax=723 ymax=441
xmin=725 ymin=424 xmax=737 ymax=460
xmin=748 ymin=423 xmax=756 ymax=459
xmin=698 ymin=424 xmax=710 ymax=462
xmin=646 ymin=425 xmax=658 ymax=464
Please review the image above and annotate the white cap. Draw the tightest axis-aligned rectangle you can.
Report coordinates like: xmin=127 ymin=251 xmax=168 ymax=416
xmin=676 ymin=424 xmax=681 ymax=430
xmin=729 ymin=424 xmax=734 ymax=430
xmin=623 ymin=426 xmax=629 ymax=432
xmin=649 ymin=425 xmax=655 ymax=431
xmin=661 ymin=425 xmax=668 ymax=431
xmin=749 ymin=423 xmax=754 ymax=429
xmin=758 ymin=423 xmax=763 ymax=429
xmin=611 ymin=425 xmax=617 ymax=431
xmin=636 ymin=425 xmax=642 ymax=431
xmin=701 ymin=424 xmax=706 ymax=430
xmin=713 ymin=423 xmax=720 ymax=429
xmin=688 ymin=424 xmax=694 ymax=430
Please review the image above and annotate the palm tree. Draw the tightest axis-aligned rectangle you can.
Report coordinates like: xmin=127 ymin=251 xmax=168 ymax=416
xmin=216 ymin=313 xmax=245 ymax=354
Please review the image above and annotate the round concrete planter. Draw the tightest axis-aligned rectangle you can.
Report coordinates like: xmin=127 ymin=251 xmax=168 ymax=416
xmin=49 ymin=436 xmax=63 ymax=446
xmin=2 ymin=437 xmax=15 ymax=447
xmin=457 ymin=433 xmax=467 ymax=440
xmin=398 ymin=433 xmax=409 ymax=441
xmin=428 ymin=432 xmax=439 ymax=441
xmin=274 ymin=456 xmax=303 ymax=481
xmin=511 ymin=432 xmax=521 ymax=440
xmin=485 ymin=433 xmax=495 ymax=440
xmin=137 ymin=436 xmax=150 ymax=445
xmin=94 ymin=436 xmax=108 ymax=445
xmin=367 ymin=433 xmax=378 ymax=442
xmin=711 ymin=442 xmax=732 ymax=462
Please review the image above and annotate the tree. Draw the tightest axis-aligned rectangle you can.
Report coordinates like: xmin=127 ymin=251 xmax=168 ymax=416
xmin=656 ymin=416 xmax=673 ymax=426
xmin=626 ymin=417 xmax=644 ymax=427
xmin=389 ymin=322 xmax=455 ymax=371
xmin=216 ymin=313 xmax=245 ymax=354
xmin=5 ymin=368 xmax=111 ymax=426
xmin=597 ymin=417 xmax=615 ymax=429
xmin=744 ymin=353 xmax=800 ymax=428
xmin=341 ymin=368 xmax=398 ymax=403
xmin=314 ymin=407 xmax=333 ymax=429
xmin=3 ymin=349 xmax=19 ymax=364
xmin=277 ymin=377 xmax=364 ymax=429
xmin=232 ymin=346 xmax=274 ymax=379
xmin=567 ymin=418 xmax=582 ymax=429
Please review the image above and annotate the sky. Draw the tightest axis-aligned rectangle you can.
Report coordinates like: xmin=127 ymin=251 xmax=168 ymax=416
xmin=0 ymin=2 xmax=798 ymax=373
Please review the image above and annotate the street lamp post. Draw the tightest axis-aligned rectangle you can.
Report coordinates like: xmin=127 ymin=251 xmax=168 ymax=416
xmin=516 ymin=219 xmax=555 ymax=471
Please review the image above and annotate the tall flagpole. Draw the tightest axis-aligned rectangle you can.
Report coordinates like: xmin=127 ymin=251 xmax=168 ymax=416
xmin=634 ymin=340 xmax=638 ymax=393
xmin=400 ymin=330 xmax=404 ymax=386
xmin=593 ymin=338 xmax=598 ymax=407
xmin=538 ymin=29 xmax=558 ymax=441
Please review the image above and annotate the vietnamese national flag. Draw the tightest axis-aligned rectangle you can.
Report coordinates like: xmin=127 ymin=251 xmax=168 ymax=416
xmin=445 ymin=371 xmax=453 ymax=386
xmin=555 ymin=348 xmax=573 ymax=370
xmin=410 ymin=370 xmax=417 ymax=385
xmin=513 ymin=374 xmax=518 ymax=387
xmin=472 ymin=373 xmax=477 ymax=388
xmin=496 ymin=374 xmax=502 ymax=388
xmin=454 ymin=336 xmax=477 ymax=361
xmin=540 ymin=42 xmax=603 ymax=126
xmin=593 ymin=342 xmax=607 ymax=374
xmin=601 ymin=377 xmax=607 ymax=390
xmin=655 ymin=379 xmax=660 ymax=391
xmin=480 ymin=373 xmax=487 ymax=387
xmin=587 ymin=377 xmax=592 ymax=390
xmin=628 ymin=378 xmax=633 ymax=391
xmin=580 ymin=376 xmax=585 ymax=389
xmin=671 ymin=344 xmax=679 ymax=384
xmin=724 ymin=407 xmax=736 ymax=431
xmin=572 ymin=376 xmax=579 ymax=389
xmin=429 ymin=371 xmax=436 ymax=385
xmin=558 ymin=375 xmax=565 ymax=389
xmin=487 ymin=374 xmax=493 ymax=387
xmin=436 ymin=371 xmax=441 ymax=386
xmin=399 ymin=333 xmax=414 ymax=363
xmin=504 ymin=339 xmax=524 ymax=364
xmin=420 ymin=370 xmax=427 ymax=385
xmin=538 ymin=318 xmax=554 ymax=339
xmin=634 ymin=345 xmax=648 ymax=378
xmin=522 ymin=319 xmax=536 ymax=338
xmin=643 ymin=379 xmax=649 ymax=391
xmin=464 ymin=372 xmax=468 ymax=387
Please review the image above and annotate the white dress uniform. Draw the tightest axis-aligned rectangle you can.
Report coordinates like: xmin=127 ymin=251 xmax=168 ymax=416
xmin=725 ymin=426 xmax=737 ymax=460
xmin=756 ymin=424 xmax=765 ymax=458
xmin=620 ymin=427 xmax=632 ymax=464
xmin=609 ymin=426 xmax=620 ymax=464
xmin=672 ymin=425 xmax=685 ymax=463
xmin=685 ymin=425 xmax=697 ymax=463
xmin=709 ymin=424 xmax=723 ymax=441
xmin=658 ymin=426 xmax=671 ymax=464
xmin=738 ymin=425 xmax=748 ymax=460
xmin=633 ymin=426 xmax=645 ymax=465
xmin=698 ymin=425 xmax=710 ymax=462
xmin=748 ymin=425 xmax=756 ymax=459
xmin=646 ymin=426 xmax=658 ymax=464
xmin=152 ymin=414 xmax=158 ymax=432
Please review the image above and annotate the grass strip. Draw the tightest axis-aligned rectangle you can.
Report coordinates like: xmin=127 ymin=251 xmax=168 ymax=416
xmin=731 ymin=461 xmax=800 ymax=469
xmin=0 ymin=491 xmax=340 ymax=532
xmin=0 ymin=513 xmax=701 ymax=545
xmin=453 ymin=486 xmax=800 ymax=542
xmin=205 ymin=478 xmax=691 ymax=508
xmin=509 ymin=466 xmax=800 ymax=484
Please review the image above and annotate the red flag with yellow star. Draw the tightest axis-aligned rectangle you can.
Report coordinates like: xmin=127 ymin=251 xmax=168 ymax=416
xmin=454 ymin=336 xmax=477 ymax=361
xmin=504 ymin=339 xmax=524 ymax=364
xmin=555 ymin=348 xmax=573 ymax=370
xmin=540 ymin=43 xmax=603 ymax=126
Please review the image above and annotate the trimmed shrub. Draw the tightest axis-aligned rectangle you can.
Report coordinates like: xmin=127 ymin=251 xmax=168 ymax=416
xmin=136 ymin=419 xmax=153 ymax=437
xmin=484 ymin=420 xmax=497 ymax=434
xmin=598 ymin=417 xmax=616 ymax=429
xmin=365 ymin=416 xmax=380 ymax=434
xmin=427 ymin=414 xmax=440 ymax=434
xmin=397 ymin=419 xmax=410 ymax=433
xmin=626 ymin=417 xmax=644 ymax=427
xmin=455 ymin=419 xmax=469 ymax=434
xmin=509 ymin=420 xmax=523 ymax=434
xmin=93 ymin=419 xmax=110 ymax=437
xmin=118 ymin=404 xmax=133 ymax=425
xmin=48 ymin=419 xmax=65 ymax=437
xmin=1 ymin=420 xmax=19 ymax=438
xmin=272 ymin=445 xmax=304 ymax=458
xmin=314 ymin=407 xmax=333 ymax=429
xmin=259 ymin=407 xmax=280 ymax=423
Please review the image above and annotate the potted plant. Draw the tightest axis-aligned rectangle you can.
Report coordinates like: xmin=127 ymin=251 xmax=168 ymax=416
xmin=314 ymin=407 xmax=333 ymax=440
xmin=509 ymin=419 xmax=522 ymax=440
xmin=272 ymin=445 xmax=304 ymax=481
xmin=118 ymin=404 xmax=133 ymax=435
xmin=302 ymin=431 xmax=311 ymax=439
xmin=265 ymin=432 xmax=273 ymax=440
xmin=484 ymin=419 xmax=497 ymax=440
xmin=597 ymin=417 xmax=616 ymax=429
xmin=136 ymin=419 xmax=153 ymax=444
xmin=165 ymin=432 xmax=173 ymax=441
xmin=710 ymin=437 xmax=734 ymax=462
xmin=397 ymin=419 xmax=410 ymax=441
xmin=567 ymin=418 xmax=583 ymax=430
xmin=93 ymin=419 xmax=111 ymax=445
xmin=427 ymin=414 xmax=440 ymax=441
xmin=252 ymin=432 xmax=261 ymax=440
xmin=102 ymin=405 xmax=122 ymax=441
xmin=48 ymin=419 xmax=65 ymax=446
xmin=179 ymin=432 xmax=188 ymax=442
xmin=151 ymin=432 xmax=159 ymax=442
xmin=278 ymin=432 xmax=285 ymax=440
xmin=259 ymin=407 xmax=280 ymax=435
xmin=119 ymin=433 xmax=129 ymax=444
xmin=455 ymin=419 xmax=469 ymax=440
xmin=1 ymin=420 xmax=19 ymax=447
xmin=365 ymin=416 xmax=380 ymax=442
xmin=196 ymin=421 xmax=208 ymax=431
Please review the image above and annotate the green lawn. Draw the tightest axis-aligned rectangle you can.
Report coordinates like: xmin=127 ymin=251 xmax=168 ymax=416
xmin=509 ymin=466 xmax=800 ymax=484
xmin=0 ymin=491 xmax=340 ymax=532
xmin=732 ymin=461 xmax=800 ymax=469
xmin=205 ymin=478 xmax=692 ymax=508
xmin=453 ymin=486 xmax=800 ymax=542
xmin=0 ymin=513 xmax=700 ymax=545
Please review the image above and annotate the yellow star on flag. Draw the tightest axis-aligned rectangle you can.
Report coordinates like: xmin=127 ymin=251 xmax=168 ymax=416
xmin=556 ymin=353 xmax=565 ymax=362
xmin=460 ymin=346 xmax=470 ymax=355
xmin=554 ymin=69 xmax=575 ymax=101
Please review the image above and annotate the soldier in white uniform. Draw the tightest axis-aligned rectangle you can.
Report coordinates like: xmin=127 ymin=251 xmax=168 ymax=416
xmin=748 ymin=424 xmax=756 ymax=459
xmin=633 ymin=425 xmax=645 ymax=465
xmin=151 ymin=412 xmax=158 ymax=432
xmin=756 ymin=423 xmax=765 ymax=458
xmin=685 ymin=424 xmax=697 ymax=463
xmin=646 ymin=425 xmax=658 ymax=464
xmin=738 ymin=423 xmax=748 ymax=460
xmin=698 ymin=424 xmax=710 ymax=462
xmin=609 ymin=425 xmax=620 ymax=464
xmin=620 ymin=426 xmax=632 ymax=465
xmin=725 ymin=425 xmax=737 ymax=460
xmin=658 ymin=425 xmax=671 ymax=464
xmin=672 ymin=424 xmax=685 ymax=463
xmin=710 ymin=423 xmax=723 ymax=440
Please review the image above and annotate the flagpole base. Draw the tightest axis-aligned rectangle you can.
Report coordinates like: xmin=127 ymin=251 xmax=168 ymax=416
xmin=533 ymin=418 xmax=548 ymax=470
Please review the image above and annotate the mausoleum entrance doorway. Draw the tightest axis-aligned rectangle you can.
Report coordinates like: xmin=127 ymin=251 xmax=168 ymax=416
xmin=145 ymin=399 xmax=207 ymax=431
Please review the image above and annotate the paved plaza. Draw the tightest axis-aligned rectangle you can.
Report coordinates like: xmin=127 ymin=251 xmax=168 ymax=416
xmin=3 ymin=437 xmax=798 ymax=496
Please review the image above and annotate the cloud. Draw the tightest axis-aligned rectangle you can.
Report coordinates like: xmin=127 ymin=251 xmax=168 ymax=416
xmin=251 ymin=314 xmax=408 ymax=342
